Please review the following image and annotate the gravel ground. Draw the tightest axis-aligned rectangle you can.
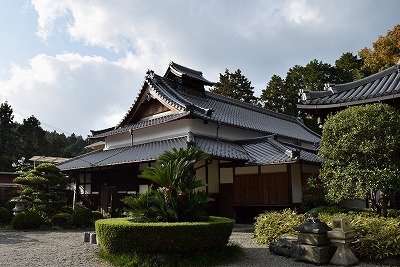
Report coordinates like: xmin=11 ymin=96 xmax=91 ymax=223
xmin=0 ymin=226 xmax=384 ymax=267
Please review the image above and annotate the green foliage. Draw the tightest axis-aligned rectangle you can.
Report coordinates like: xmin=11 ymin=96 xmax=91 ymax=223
xmin=351 ymin=216 xmax=400 ymax=261
xmin=72 ymin=205 xmax=93 ymax=227
xmin=253 ymin=209 xmax=305 ymax=245
xmin=312 ymin=211 xmax=400 ymax=261
xmin=14 ymin=163 xmax=69 ymax=219
xmin=319 ymin=103 xmax=400 ymax=217
xmin=0 ymin=207 xmax=12 ymax=224
xmin=122 ymin=146 xmax=213 ymax=222
xmin=0 ymin=101 xmax=88 ymax=172
xmin=91 ymin=211 xmax=105 ymax=222
xmin=98 ymin=243 xmax=242 ymax=267
xmin=17 ymin=115 xmax=47 ymax=161
xmin=11 ymin=210 xmax=44 ymax=229
xmin=210 ymin=68 xmax=258 ymax=105
xmin=254 ymin=207 xmax=400 ymax=261
xmin=0 ymin=101 xmax=18 ymax=172
xmin=95 ymin=216 xmax=234 ymax=254
xmin=335 ymin=52 xmax=364 ymax=82
xmin=51 ymin=212 xmax=73 ymax=228
xmin=261 ymin=74 xmax=294 ymax=114
xmin=300 ymin=174 xmax=326 ymax=212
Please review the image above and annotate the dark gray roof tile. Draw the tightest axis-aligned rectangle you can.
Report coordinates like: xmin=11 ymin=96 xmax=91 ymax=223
xmin=59 ymin=133 xmax=320 ymax=171
xmin=299 ymin=63 xmax=400 ymax=110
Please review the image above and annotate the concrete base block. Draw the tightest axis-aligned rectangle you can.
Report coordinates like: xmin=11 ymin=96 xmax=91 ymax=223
xmin=83 ymin=232 xmax=90 ymax=242
xmin=330 ymin=243 xmax=358 ymax=266
xmin=270 ymin=236 xmax=298 ymax=257
xmin=298 ymin=232 xmax=330 ymax=246
xmin=90 ymin=232 xmax=97 ymax=244
xmin=291 ymin=243 xmax=335 ymax=265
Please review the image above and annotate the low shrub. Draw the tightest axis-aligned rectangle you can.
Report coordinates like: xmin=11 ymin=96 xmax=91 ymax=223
xmin=253 ymin=208 xmax=305 ymax=245
xmin=91 ymin=211 xmax=104 ymax=223
xmin=386 ymin=208 xmax=400 ymax=218
xmin=52 ymin=212 xmax=73 ymax=228
xmin=0 ymin=207 xmax=12 ymax=224
xmin=95 ymin=216 xmax=235 ymax=254
xmin=60 ymin=206 xmax=74 ymax=214
xmin=73 ymin=205 xmax=93 ymax=227
xmin=12 ymin=211 xmax=44 ymax=229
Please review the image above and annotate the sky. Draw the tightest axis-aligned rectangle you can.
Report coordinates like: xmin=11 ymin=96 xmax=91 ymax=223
xmin=0 ymin=0 xmax=399 ymax=137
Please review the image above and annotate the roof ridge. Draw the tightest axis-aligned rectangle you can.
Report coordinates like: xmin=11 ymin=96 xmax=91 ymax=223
xmin=205 ymin=90 xmax=299 ymax=123
xmin=329 ymin=64 xmax=399 ymax=94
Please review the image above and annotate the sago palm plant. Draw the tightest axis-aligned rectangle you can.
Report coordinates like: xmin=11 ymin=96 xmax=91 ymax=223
xmin=122 ymin=146 xmax=214 ymax=222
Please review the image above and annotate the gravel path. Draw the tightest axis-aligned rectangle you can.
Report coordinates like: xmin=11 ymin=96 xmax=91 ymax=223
xmin=0 ymin=229 xmax=108 ymax=267
xmin=0 ymin=226 xmax=383 ymax=267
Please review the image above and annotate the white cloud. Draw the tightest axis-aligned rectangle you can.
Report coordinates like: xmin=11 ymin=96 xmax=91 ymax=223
xmin=0 ymin=52 xmax=141 ymax=136
xmin=2 ymin=0 xmax=398 ymax=136
xmin=284 ymin=0 xmax=321 ymax=25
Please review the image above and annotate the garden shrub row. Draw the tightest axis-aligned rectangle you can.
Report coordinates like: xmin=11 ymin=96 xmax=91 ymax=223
xmin=253 ymin=207 xmax=400 ymax=261
xmin=96 ymin=216 xmax=235 ymax=254
xmin=12 ymin=210 xmax=44 ymax=229
xmin=0 ymin=204 xmax=105 ymax=229
xmin=0 ymin=207 xmax=12 ymax=224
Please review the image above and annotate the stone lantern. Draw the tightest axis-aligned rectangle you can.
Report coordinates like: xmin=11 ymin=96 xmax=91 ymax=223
xmin=11 ymin=197 xmax=29 ymax=215
xmin=291 ymin=211 xmax=335 ymax=265
xmin=327 ymin=218 xmax=358 ymax=266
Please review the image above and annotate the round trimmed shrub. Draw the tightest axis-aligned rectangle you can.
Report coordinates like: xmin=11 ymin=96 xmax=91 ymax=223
xmin=0 ymin=207 xmax=12 ymax=223
xmin=91 ymin=211 xmax=104 ymax=223
xmin=52 ymin=212 xmax=73 ymax=228
xmin=73 ymin=206 xmax=92 ymax=227
xmin=12 ymin=211 xmax=44 ymax=229
xmin=95 ymin=216 xmax=235 ymax=254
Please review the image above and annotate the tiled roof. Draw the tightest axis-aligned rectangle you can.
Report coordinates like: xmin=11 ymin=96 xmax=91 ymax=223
xmin=93 ymin=63 xmax=320 ymax=144
xmin=239 ymin=136 xmax=320 ymax=165
xmin=58 ymin=136 xmax=189 ymax=170
xmin=58 ymin=133 xmax=319 ymax=171
xmin=93 ymin=72 xmax=320 ymax=143
xmin=91 ymin=111 xmax=190 ymax=138
xmin=298 ymin=63 xmax=400 ymax=110
xmin=137 ymin=73 xmax=320 ymax=143
xmin=165 ymin=61 xmax=213 ymax=86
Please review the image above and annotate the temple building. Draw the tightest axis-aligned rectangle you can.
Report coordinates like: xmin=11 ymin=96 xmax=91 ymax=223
xmin=58 ymin=62 xmax=321 ymax=223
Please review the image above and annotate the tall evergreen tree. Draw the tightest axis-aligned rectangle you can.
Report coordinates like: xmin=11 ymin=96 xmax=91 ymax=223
xmin=210 ymin=69 xmax=258 ymax=105
xmin=0 ymin=102 xmax=18 ymax=171
xmin=261 ymin=75 xmax=292 ymax=114
xmin=335 ymin=52 xmax=364 ymax=83
xmin=17 ymin=115 xmax=48 ymax=160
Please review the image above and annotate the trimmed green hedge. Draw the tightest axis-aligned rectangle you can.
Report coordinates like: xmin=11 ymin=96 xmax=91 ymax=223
xmin=12 ymin=211 xmax=44 ymax=229
xmin=95 ymin=216 xmax=235 ymax=254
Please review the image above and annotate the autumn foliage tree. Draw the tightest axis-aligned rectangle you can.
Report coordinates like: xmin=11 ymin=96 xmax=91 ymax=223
xmin=359 ymin=24 xmax=400 ymax=75
xmin=318 ymin=103 xmax=400 ymax=217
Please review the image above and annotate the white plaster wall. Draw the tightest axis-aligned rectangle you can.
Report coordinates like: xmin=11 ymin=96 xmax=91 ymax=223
xmin=106 ymin=120 xmax=191 ymax=149
xmin=234 ymin=166 xmax=259 ymax=175
xmin=260 ymin=164 xmax=287 ymax=173
xmin=190 ymin=119 xmax=263 ymax=140
xmin=105 ymin=118 xmax=267 ymax=149
xmin=195 ymin=160 xmax=207 ymax=191
xmin=291 ymin=163 xmax=302 ymax=203
xmin=220 ymin=167 xmax=233 ymax=184
xmin=208 ymin=160 xmax=219 ymax=193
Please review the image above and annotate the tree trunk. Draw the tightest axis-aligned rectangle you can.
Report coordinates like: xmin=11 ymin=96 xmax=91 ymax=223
xmin=380 ymin=192 xmax=389 ymax=218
